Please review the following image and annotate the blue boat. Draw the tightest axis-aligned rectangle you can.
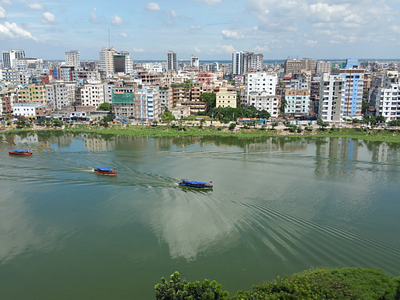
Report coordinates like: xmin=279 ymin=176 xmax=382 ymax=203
xmin=94 ymin=166 xmax=117 ymax=175
xmin=179 ymin=179 xmax=213 ymax=189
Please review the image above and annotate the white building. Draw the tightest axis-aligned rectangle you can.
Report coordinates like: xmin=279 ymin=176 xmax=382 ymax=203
xmin=167 ymin=51 xmax=177 ymax=72
xmin=46 ymin=81 xmax=76 ymax=110
xmin=2 ymin=50 xmax=25 ymax=69
xmin=99 ymin=47 xmax=116 ymax=74
xmin=72 ymin=69 xmax=101 ymax=84
xmin=190 ymin=55 xmax=199 ymax=68
xmin=65 ymin=50 xmax=80 ymax=69
xmin=284 ymin=89 xmax=311 ymax=116
xmin=318 ymin=74 xmax=345 ymax=122
xmin=375 ymin=83 xmax=400 ymax=121
xmin=216 ymin=87 xmax=237 ymax=108
xmin=245 ymin=72 xmax=277 ymax=105
xmin=80 ymin=84 xmax=105 ymax=108
xmin=13 ymin=102 xmax=41 ymax=117
xmin=248 ymin=92 xmax=280 ymax=118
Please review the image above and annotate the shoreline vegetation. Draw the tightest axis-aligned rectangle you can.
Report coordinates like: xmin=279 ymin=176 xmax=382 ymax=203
xmin=3 ymin=123 xmax=400 ymax=143
xmin=156 ymin=267 xmax=400 ymax=299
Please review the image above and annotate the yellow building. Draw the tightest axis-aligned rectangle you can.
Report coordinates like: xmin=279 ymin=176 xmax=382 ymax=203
xmin=216 ymin=87 xmax=237 ymax=108
xmin=19 ymin=85 xmax=47 ymax=104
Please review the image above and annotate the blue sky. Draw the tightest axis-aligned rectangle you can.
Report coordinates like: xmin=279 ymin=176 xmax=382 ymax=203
xmin=1 ymin=0 xmax=400 ymax=61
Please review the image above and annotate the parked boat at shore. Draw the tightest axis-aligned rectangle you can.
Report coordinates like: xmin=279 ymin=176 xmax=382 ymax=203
xmin=179 ymin=179 xmax=213 ymax=189
xmin=94 ymin=167 xmax=117 ymax=175
xmin=9 ymin=150 xmax=32 ymax=156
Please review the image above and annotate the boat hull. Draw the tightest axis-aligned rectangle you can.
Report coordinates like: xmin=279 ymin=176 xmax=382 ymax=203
xmin=94 ymin=170 xmax=117 ymax=175
xmin=9 ymin=151 xmax=32 ymax=156
xmin=179 ymin=183 xmax=213 ymax=189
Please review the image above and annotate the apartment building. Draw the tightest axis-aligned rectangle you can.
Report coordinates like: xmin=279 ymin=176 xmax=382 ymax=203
xmin=216 ymin=87 xmax=237 ymax=108
xmin=318 ymin=74 xmax=345 ymax=122
xmin=284 ymin=90 xmax=311 ymax=116
xmin=46 ymin=81 xmax=76 ymax=110
xmin=80 ymin=84 xmax=105 ymax=108
xmin=19 ymin=85 xmax=47 ymax=104
xmin=247 ymin=92 xmax=280 ymax=118
xmin=159 ymin=87 xmax=173 ymax=110
xmin=65 ymin=50 xmax=80 ymax=69
xmin=284 ymin=58 xmax=317 ymax=75
xmin=245 ymin=72 xmax=277 ymax=105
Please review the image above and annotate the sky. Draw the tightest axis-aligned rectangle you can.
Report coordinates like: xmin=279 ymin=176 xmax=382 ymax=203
xmin=1 ymin=0 xmax=400 ymax=61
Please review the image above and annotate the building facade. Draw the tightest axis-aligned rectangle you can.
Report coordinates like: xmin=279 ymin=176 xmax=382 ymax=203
xmin=216 ymin=87 xmax=237 ymax=108
xmin=167 ymin=51 xmax=177 ymax=72
xmin=284 ymin=89 xmax=311 ymax=116
xmin=2 ymin=50 xmax=25 ymax=69
xmin=65 ymin=50 xmax=80 ymax=69
xmin=318 ymin=73 xmax=345 ymax=122
xmin=80 ymin=84 xmax=105 ymax=108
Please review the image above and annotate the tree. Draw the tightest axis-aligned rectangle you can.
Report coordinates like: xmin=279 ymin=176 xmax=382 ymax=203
xmin=362 ymin=100 xmax=370 ymax=115
xmin=152 ymin=120 xmax=158 ymax=126
xmin=200 ymin=93 xmax=216 ymax=110
xmin=280 ymin=96 xmax=287 ymax=114
xmin=97 ymin=102 xmax=112 ymax=111
xmin=317 ymin=119 xmax=329 ymax=129
xmin=364 ymin=115 xmax=376 ymax=125
xmin=161 ymin=109 xmax=175 ymax=123
xmin=376 ymin=115 xmax=386 ymax=123
xmin=5 ymin=113 xmax=12 ymax=121
xmin=258 ymin=109 xmax=270 ymax=120
xmin=17 ymin=116 xmax=28 ymax=128
xmin=155 ymin=271 xmax=229 ymax=300
xmin=229 ymin=123 xmax=236 ymax=130
xmin=53 ymin=119 xmax=63 ymax=127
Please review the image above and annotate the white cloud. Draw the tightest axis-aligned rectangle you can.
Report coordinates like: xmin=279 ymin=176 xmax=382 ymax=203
xmin=40 ymin=12 xmax=56 ymax=24
xmin=219 ymin=44 xmax=237 ymax=53
xmin=26 ymin=2 xmax=45 ymax=10
xmin=0 ymin=21 xmax=38 ymax=41
xmin=111 ymin=14 xmax=124 ymax=25
xmin=253 ymin=45 xmax=270 ymax=52
xmin=144 ymin=3 xmax=160 ymax=11
xmin=0 ymin=5 xmax=5 ymax=18
xmin=195 ymin=0 xmax=221 ymax=4
xmin=222 ymin=29 xmax=245 ymax=39
xmin=304 ymin=39 xmax=317 ymax=46
xmin=194 ymin=47 xmax=201 ymax=53
xmin=171 ymin=9 xmax=178 ymax=18
xmin=119 ymin=32 xmax=128 ymax=37
xmin=190 ymin=25 xmax=201 ymax=30
xmin=133 ymin=48 xmax=145 ymax=52
xmin=1 ymin=0 xmax=12 ymax=7
xmin=89 ymin=9 xmax=97 ymax=23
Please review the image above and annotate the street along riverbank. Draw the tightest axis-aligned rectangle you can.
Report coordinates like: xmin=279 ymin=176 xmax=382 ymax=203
xmin=4 ymin=123 xmax=400 ymax=143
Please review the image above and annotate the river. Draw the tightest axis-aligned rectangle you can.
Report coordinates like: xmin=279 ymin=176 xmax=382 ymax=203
xmin=0 ymin=131 xmax=399 ymax=299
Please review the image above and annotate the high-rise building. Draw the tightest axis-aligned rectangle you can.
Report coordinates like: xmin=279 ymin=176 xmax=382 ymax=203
xmin=190 ymin=55 xmax=199 ymax=69
xmin=245 ymin=72 xmax=277 ymax=104
xmin=2 ymin=50 xmax=25 ymax=69
xmin=232 ymin=51 xmax=263 ymax=75
xmin=316 ymin=61 xmax=332 ymax=75
xmin=167 ymin=51 xmax=177 ymax=72
xmin=65 ymin=50 xmax=80 ymax=69
xmin=284 ymin=58 xmax=317 ymax=75
xmin=120 ymin=51 xmax=133 ymax=74
xmin=99 ymin=47 xmax=117 ymax=73
xmin=339 ymin=59 xmax=364 ymax=117
xmin=319 ymin=73 xmax=345 ymax=122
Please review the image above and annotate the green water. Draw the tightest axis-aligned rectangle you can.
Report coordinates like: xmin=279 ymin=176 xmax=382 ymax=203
xmin=0 ymin=132 xmax=400 ymax=299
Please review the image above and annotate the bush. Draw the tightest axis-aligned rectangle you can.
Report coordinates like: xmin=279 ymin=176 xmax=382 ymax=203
xmin=232 ymin=267 xmax=399 ymax=300
xmin=229 ymin=123 xmax=236 ymax=130
xmin=217 ymin=126 xmax=223 ymax=131
xmin=297 ymin=126 xmax=303 ymax=133
xmin=289 ymin=125 xmax=297 ymax=133
xmin=155 ymin=271 xmax=229 ymax=300
xmin=305 ymin=126 xmax=312 ymax=131
xmin=260 ymin=125 xmax=266 ymax=131
xmin=222 ymin=117 xmax=230 ymax=124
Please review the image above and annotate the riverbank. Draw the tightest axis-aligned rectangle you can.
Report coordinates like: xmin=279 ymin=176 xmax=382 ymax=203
xmin=3 ymin=124 xmax=400 ymax=143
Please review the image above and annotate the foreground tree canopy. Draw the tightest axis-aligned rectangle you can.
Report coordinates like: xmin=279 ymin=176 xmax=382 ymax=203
xmin=155 ymin=268 xmax=400 ymax=300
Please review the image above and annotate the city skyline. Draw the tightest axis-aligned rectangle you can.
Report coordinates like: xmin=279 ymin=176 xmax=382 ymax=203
xmin=1 ymin=0 xmax=400 ymax=61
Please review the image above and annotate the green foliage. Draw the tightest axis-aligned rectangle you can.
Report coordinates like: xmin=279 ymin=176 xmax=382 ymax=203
xmin=16 ymin=117 xmax=26 ymax=128
xmin=289 ymin=125 xmax=297 ymax=133
xmin=232 ymin=267 xmax=399 ymax=300
xmin=217 ymin=126 xmax=223 ymax=131
xmin=53 ymin=119 xmax=63 ymax=127
xmin=161 ymin=109 xmax=175 ymax=123
xmin=260 ymin=125 xmax=266 ymax=131
xmin=364 ymin=115 xmax=377 ymax=124
xmin=362 ymin=99 xmax=370 ymax=111
xmin=297 ymin=126 xmax=303 ymax=133
xmin=317 ymin=119 xmax=329 ymax=128
xmin=271 ymin=121 xmax=279 ymax=129
xmin=229 ymin=123 xmax=236 ymax=130
xmin=155 ymin=271 xmax=229 ymax=300
xmin=376 ymin=115 xmax=386 ymax=123
xmin=103 ymin=115 xmax=114 ymax=123
xmin=185 ymin=116 xmax=197 ymax=121
xmin=222 ymin=117 xmax=230 ymax=124
xmin=97 ymin=102 xmax=112 ymax=111
xmin=388 ymin=120 xmax=400 ymax=127
xmin=200 ymin=93 xmax=216 ymax=109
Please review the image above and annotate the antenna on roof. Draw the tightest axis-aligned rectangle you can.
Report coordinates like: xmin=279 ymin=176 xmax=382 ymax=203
xmin=108 ymin=29 xmax=111 ymax=49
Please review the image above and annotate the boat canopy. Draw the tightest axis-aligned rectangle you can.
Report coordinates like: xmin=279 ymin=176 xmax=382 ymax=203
xmin=95 ymin=166 xmax=114 ymax=172
xmin=181 ymin=179 xmax=208 ymax=185
xmin=12 ymin=150 xmax=30 ymax=153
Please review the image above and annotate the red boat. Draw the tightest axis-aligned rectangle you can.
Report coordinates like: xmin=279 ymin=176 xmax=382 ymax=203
xmin=93 ymin=166 xmax=117 ymax=175
xmin=9 ymin=150 xmax=32 ymax=156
